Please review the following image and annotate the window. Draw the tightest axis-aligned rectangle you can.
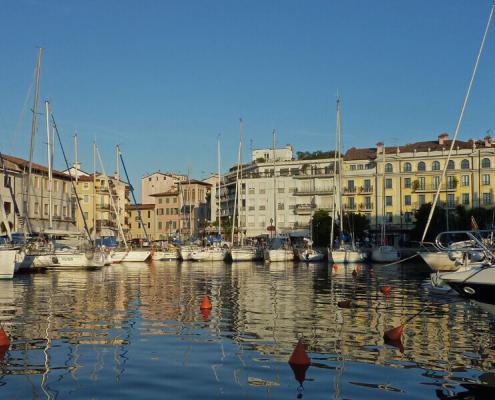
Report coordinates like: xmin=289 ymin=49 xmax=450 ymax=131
xmin=158 ymin=222 xmax=162 ymax=230
xmin=404 ymin=178 xmax=411 ymax=189
xmin=364 ymin=179 xmax=371 ymax=191
xmin=447 ymin=176 xmax=456 ymax=189
xmin=432 ymin=176 xmax=441 ymax=190
xmin=461 ymin=159 xmax=470 ymax=169
xmin=277 ymin=203 xmax=284 ymax=210
xmin=347 ymin=180 xmax=355 ymax=191
xmin=84 ymin=182 xmax=89 ymax=189
xmin=259 ymin=205 xmax=265 ymax=210
xmin=447 ymin=194 xmax=455 ymax=208
xmin=157 ymin=208 xmax=164 ymax=215
xmin=159 ymin=198 xmax=163 ymax=204
xmin=404 ymin=195 xmax=411 ymax=206
xmin=63 ymin=206 xmax=67 ymax=217
xmin=385 ymin=163 xmax=393 ymax=173
xmin=44 ymin=204 xmax=48 ymax=215
xmin=482 ymin=158 xmax=491 ymax=168
xmin=482 ymin=174 xmax=490 ymax=185
xmin=462 ymin=193 xmax=469 ymax=205
xmin=278 ymin=188 xmax=284 ymax=193
xmin=350 ymin=164 xmax=356 ymax=171
xmin=385 ymin=178 xmax=392 ymax=189
xmin=385 ymin=196 xmax=392 ymax=206
xmin=461 ymin=175 xmax=469 ymax=187
xmin=364 ymin=196 xmax=372 ymax=209
xmin=34 ymin=202 xmax=39 ymax=215
xmin=148 ymin=211 xmax=151 ymax=218
xmin=432 ymin=161 xmax=440 ymax=171
xmin=483 ymin=192 xmax=492 ymax=205
xmin=54 ymin=205 xmax=58 ymax=216
xmin=404 ymin=212 xmax=412 ymax=223
xmin=418 ymin=161 xmax=426 ymax=171
xmin=386 ymin=212 xmax=393 ymax=223
xmin=403 ymin=162 xmax=412 ymax=172
xmin=418 ymin=177 xmax=425 ymax=190
xmin=348 ymin=197 xmax=355 ymax=210
xmin=419 ymin=194 xmax=426 ymax=206
xmin=84 ymin=195 xmax=89 ymax=203
xmin=447 ymin=160 xmax=455 ymax=170
xmin=148 ymin=222 xmax=151 ymax=229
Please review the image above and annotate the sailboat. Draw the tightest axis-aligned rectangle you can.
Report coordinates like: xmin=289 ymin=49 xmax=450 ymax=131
xmin=107 ymin=145 xmax=150 ymax=263
xmin=230 ymin=119 xmax=262 ymax=262
xmin=371 ymin=141 xmax=400 ymax=263
xmin=190 ymin=136 xmax=228 ymax=262
xmin=264 ymin=130 xmax=294 ymax=263
xmin=0 ymin=190 xmax=19 ymax=278
xmin=329 ymin=99 xmax=365 ymax=264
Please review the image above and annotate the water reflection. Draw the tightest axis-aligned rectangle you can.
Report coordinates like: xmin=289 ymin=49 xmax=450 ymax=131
xmin=0 ymin=261 xmax=494 ymax=399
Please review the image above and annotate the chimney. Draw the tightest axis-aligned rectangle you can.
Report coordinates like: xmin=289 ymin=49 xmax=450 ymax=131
xmin=438 ymin=132 xmax=449 ymax=145
xmin=484 ymin=135 xmax=492 ymax=147
xmin=376 ymin=142 xmax=384 ymax=154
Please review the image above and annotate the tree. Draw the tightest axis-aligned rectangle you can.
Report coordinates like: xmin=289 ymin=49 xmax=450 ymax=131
xmin=343 ymin=213 xmax=370 ymax=240
xmin=311 ymin=209 xmax=337 ymax=247
xmin=410 ymin=203 xmax=447 ymax=242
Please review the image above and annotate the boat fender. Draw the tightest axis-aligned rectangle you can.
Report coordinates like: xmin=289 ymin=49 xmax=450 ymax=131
xmin=51 ymin=256 xmax=59 ymax=264
xmin=463 ymin=286 xmax=476 ymax=295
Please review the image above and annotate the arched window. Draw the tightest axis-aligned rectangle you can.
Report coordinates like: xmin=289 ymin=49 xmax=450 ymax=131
xmin=403 ymin=162 xmax=412 ymax=172
xmin=418 ymin=161 xmax=426 ymax=171
xmin=447 ymin=160 xmax=455 ymax=170
xmin=385 ymin=163 xmax=393 ymax=173
xmin=482 ymin=158 xmax=491 ymax=168
xmin=432 ymin=161 xmax=440 ymax=171
xmin=461 ymin=159 xmax=470 ymax=169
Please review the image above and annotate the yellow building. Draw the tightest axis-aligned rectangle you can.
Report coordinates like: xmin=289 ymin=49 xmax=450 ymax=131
xmin=342 ymin=133 xmax=495 ymax=242
xmin=126 ymin=203 xmax=155 ymax=241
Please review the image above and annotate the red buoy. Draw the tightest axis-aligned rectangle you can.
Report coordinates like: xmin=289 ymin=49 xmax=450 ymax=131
xmin=384 ymin=324 xmax=404 ymax=342
xmin=380 ymin=286 xmax=391 ymax=296
xmin=289 ymin=339 xmax=310 ymax=366
xmin=0 ymin=327 xmax=9 ymax=347
xmin=200 ymin=295 xmax=212 ymax=310
xmin=201 ymin=308 xmax=211 ymax=321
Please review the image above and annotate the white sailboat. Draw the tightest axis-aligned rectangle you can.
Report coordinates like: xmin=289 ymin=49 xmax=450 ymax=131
xmin=0 ymin=248 xmax=17 ymax=279
xmin=264 ymin=130 xmax=294 ymax=263
xmin=371 ymin=141 xmax=400 ymax=263
xmin=230 ymin=118 xmax=262 ymax=262
xmin=108 ymin=145 xmax=150 ymax=263
xmin=329 ymin=99 xmax=365 ymax=264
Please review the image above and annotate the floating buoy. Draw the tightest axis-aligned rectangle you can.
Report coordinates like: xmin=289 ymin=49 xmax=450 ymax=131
xmin=384 ymin=335 xmax=404 ymax=353
xmin=384 ymin=324 xmax=404 ymax=342
xmin=201 ymin=308 xmax=211 ymax=321
xmin=380 ymin=286 xmax=391 ymax=296
xmin=0 ymin=327 xmax=10 ymax=362
xmin=337 ymin=300 xmax=352 ymax=309
xmin=289 ymin=339 xmax=310 ymax=366
xmin=200 ymin=295 xmax=212 ymax=310
xmin=352 ymin=269 xmax=357 ymax=277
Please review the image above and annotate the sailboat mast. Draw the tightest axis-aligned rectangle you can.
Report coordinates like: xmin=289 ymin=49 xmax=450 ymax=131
xmin=231 ymin=118 xmax=242 ymax=245
xmin=217 ymin=136 xmax=221 ymax=238
xmin=187 ymin=164 xmax=192 ymax=237
xmin=330 ymin=99 xmax=340 ymax=251
xmin=381 ymin=144 xmax=386 ymax=245
xmin=74 ymin=133 xmax=79 ymax=184
xmin=272 ymin=129 xmax=277 ymax=235
xmin=336 ymin=99 xmax=344 ymax=243
xmin=239 ymin=119 xmax=244 ymax=246
xmin=45 ymin=100 xmax=53 ymax=230
xmin=93 ymin=141 xmax=97 ymax=241
xmin=25 ymin=47 xmax=43 ymax=236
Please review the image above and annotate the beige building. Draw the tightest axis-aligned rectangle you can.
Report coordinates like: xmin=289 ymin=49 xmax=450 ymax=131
xmin=141 ymin=171 xmax=187 ymax=204
xmin=1 ymin=154 xmax=77 ymax=235
xmin=126 ymin=203 xmax=155 ymax=240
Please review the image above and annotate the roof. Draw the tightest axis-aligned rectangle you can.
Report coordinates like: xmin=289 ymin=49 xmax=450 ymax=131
xmin=2 ymin=154 xmax=74 ymax=180
xmin=126 ymin=203 xmax=155 ymax=210
xmin=344 ymin=136 xmax=491 ymax=161
xmin=177 ymin=179 xmax=212 ymax=187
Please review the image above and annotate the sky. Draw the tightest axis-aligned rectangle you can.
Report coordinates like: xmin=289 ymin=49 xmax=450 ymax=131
xmin=1 ymin=0 xmax=494 ymax=193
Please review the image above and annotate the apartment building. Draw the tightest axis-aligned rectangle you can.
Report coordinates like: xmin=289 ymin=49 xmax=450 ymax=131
xmin=1 ymin=154 xmax=77 ymax=234
xmin=141 ymin=171 xmax=187 ymax=203
xmin=215 ymin=133 xmax=495 ymax=240
xmin=126 ymin=204 xmax=155 ymax=240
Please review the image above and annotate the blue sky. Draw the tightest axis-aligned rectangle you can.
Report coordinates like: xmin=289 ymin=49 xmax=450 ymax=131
xmin=1 ymin=0 xmax=494 ymax=190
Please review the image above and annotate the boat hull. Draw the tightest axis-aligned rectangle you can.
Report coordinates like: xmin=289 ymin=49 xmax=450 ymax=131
xmin=297 ymin=249 xmax=325 ymax=262
xmin=32 ymin=251 xmax=105 ymax=268
xmin=264 ymin=249 xmax=294 ymax=262
xmin=441 ymin=267 xmax=495 ymax=304
xmin=190 ymin=249 xmax=227 ymax=262
xmin=0 ymin=249 xmax=17 ymax=279
xmin=111 ymin=250 xmax=150 ymax=263
xmin=230 ymin=247 xmax=262 ymax=262
xmin=152 ymin=251 xmax=179 ymax=261
xmin=329 ymin=249 xmax=365 ymax=263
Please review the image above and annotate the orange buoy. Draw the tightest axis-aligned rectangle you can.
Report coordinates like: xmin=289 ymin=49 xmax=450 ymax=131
xmin=380 ymin=286 xmax=391 ymax=296
xmin=352 ymin=269 xmax=357 ymax=277
xmin=201 ymin=308 xmax=211 ymax=321
xmin=289 ymin=339 xmax=310 ymax=366
xmin=200 ymin=295 xmax=212 ymax=310
xmin=337 ymin=300 xmax=352 ymax=308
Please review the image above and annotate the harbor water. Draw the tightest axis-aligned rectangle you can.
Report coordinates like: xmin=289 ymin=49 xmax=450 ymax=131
xmin=0 ymin=261 xmax=494 ymax=399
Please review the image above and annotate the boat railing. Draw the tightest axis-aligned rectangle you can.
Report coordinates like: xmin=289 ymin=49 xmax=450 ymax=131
xmin=435 ymin=230 xmax=495 ymax=261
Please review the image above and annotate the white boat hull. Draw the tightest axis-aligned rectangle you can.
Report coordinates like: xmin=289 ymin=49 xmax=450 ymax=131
xmin=230 ymin=247 xmax=261 ymax=261
xmin=179 ymin=246 xmax=198 ymax=261
xmin=0 ymin=249 xmax=17 ymax=279
xmin=264 ymin=249 xmax=294 ymax=262
xmin=440 ymin=266 xmax=495 ymax=304
xmin=111 ymin=250 xmax=150 ymax=263
xmin=329 ymin=248 xmax=365 ymax=263
xmin=33 ymin=251 xmax=105 ymax=268
xmin=152 ymin=251 xmax=179 ymax=261
xmin=190 ymin=248 xmax=227 ymax=262
xmin=371 ymin=246 xmax=400 ymax=263
xmin=297 ymin=248 xmax=325 ymax=262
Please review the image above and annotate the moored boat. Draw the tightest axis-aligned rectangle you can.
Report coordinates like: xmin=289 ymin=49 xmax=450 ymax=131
xmin=0 ymin=248 xmax=17 ymax=279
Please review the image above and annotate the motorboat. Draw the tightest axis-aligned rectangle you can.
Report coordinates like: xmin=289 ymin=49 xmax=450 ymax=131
xmin=371 ymin=245 xmax=400 ymax=263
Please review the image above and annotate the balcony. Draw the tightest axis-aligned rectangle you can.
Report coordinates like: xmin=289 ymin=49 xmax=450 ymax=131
xmin=358 ymin=202 xmax=373 ymax=211
xmin=344 ymin=203 xmax=356 ymax=211
xmin=293 ymin=187 xmax=333 ymax=196
xmin=413 ymin=184 xmax=457 ymax=192
xmin=294 ymin=203 xmax=316 ymax=215
xmin=342 ymin=187 xmax=357 ymax=195
xmin=96 ymin=203 xmax=111 ymax=211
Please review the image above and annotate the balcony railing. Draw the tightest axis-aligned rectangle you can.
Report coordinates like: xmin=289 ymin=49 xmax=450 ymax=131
xmin=294 ymin=204 xmax=317 ymax=215
xmin=293 ymin=187 xmax=333 ymax=196
xmin=414 ymin=184 xmax=457 ymax=192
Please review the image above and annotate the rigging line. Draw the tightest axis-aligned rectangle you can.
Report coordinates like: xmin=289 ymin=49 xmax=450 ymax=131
xmin=51 ymin=113 xmax=93 ymax=244
xmin=422 ymin=3 xmax=494 ymax=242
